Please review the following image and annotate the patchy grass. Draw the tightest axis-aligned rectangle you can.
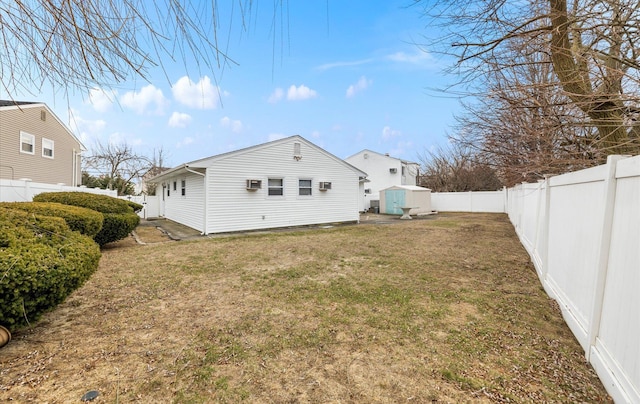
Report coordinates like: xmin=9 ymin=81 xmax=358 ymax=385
xmin=0 ymin=213 xmax=610 ymax=403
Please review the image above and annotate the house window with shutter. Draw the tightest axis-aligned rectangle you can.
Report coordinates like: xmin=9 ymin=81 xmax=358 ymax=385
xmin=20 ymin=131 xmax=35 ymax=155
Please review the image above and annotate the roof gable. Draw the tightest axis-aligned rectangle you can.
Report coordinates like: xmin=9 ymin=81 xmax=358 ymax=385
xmin=0 ymin=101 xmax=86 ymax=151
xmin=346 ymin=149 xmax=418 ymax=165
xmin=151 ymin=135 xmax=367 ymax=182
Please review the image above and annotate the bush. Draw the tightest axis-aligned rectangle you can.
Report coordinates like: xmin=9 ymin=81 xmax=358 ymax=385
xmin=0 ymin=207 xmax=101 ymax=330
xmin=0 ymin=202 xmax=104 ymax=237
xmin=33 ymin=192 xmax=140 ymax=246
xmin=125 ymin=200 xmax=144 ymax=213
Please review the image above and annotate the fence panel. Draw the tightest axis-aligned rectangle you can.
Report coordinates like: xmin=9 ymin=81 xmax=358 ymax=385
xmin=431 ymin=190 xmax=506 ymax=213
xmin=1 ymin=179 xmax=116 ymax=202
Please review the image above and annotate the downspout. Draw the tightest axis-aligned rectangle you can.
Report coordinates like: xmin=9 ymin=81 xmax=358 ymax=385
xmin=185 ymin=165 xmax=208 ymax=235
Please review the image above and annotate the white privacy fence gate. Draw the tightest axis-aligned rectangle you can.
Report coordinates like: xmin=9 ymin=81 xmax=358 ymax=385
xmin=121 ymin=194 xmax=161 ymax=219
xmin=433 ymin=155 xmax=640 ymax=403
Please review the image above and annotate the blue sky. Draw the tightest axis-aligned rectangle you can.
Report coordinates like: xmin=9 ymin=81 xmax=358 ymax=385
xmin=17 ymin=1 xmax=461 ymax=167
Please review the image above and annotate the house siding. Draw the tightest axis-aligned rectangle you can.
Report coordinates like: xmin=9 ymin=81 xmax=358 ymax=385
xmin=162 ymin=172 xmax=206 ymax=232
xmin=204 ymin=138 xmax=360 ymax=234
xmin=345 ymin=150 xmax=419 ymax=211
xmin=0 ymin=105 xmax=82 ymax=185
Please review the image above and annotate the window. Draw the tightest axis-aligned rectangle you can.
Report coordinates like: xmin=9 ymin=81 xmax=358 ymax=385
xmin=299 ymin=179 xmax=312 ymax=196
xmin=173 ymin=181 xmax=177 ymax=191
xmin=268 ymin=178 xmax=284 ymax=196
xmin=181 ymin=179 xmax=186 ymax=196
xmin=294 ymin=142 xmax=301 ymax=156
xmin=401 ymin=166 xmax=405 ymax=175
xmin=20 ymin=131 xmax=35 ymax=154
xmin=42 ymin=138 xmax=54 ymax=158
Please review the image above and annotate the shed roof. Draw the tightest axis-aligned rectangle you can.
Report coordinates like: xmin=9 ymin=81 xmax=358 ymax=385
xmin=381 ymin=185 xmax=431 ymax=191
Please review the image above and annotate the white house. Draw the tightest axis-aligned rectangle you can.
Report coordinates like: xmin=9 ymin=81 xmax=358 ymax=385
xmin=344 ymin=150 xmax=420 ymax=211
xmin=149 ymin=136 xmax=367 ymax=234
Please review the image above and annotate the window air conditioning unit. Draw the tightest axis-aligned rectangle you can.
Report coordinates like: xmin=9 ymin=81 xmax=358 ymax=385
xmin=319 ymin=181 xmax=332 ymax=191
xmin=389 ymin=168 xmax=397 ymax=174
xmin=246 ymin=179 xmax=262 ymax=190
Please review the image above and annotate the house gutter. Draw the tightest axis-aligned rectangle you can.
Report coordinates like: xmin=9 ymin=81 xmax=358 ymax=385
xmin=185 ymin=165 xmax=208 ymax=236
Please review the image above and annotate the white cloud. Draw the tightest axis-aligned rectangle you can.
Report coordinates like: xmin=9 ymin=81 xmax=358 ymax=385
xmin=310 ymin=130 xmax=321 ymax=138
xmin=68 ymin=108 xmax=107 ymax=144
xmin=220 ymin=116 xmax=244 ymax=133
xmin=387 ymin=50 xmax=433 ymax=66
xmin=346 ymin=76 xmax=372 ymax=98
xmin=108 ymin=132 xmax=143 ymax=146
xmin=168 ymin=112 xmax=192 ymax=128
xmin=268 ymin=88 xmax=284 ymax=104
xmin=121 ymin=84 xmax=168 ymax=115
xmin=315 ymin=59 xmax=374 ymax=71
xmin=87 ymin=88 xmax=117 ymax=113
xmin=382 ymin=125 xmax=402 ymax=140
xmin=287 ymin=84 xmax=317 ymax=101
xmin=172 ymin=76 xmax=220 ymax=109
xmin=177 ymin=136 xmax=195 ymax=148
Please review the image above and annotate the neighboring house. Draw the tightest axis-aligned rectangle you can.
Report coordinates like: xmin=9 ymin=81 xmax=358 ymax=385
xmin=0 ymin=100 xmax=84 ymax=186
xmin=149 ymin=135 xmax=367 ymax=235
xmin=137 ymin=166 xmax=171 ymax=195
xmin=345 ymin=149 xmax=420 ymax=211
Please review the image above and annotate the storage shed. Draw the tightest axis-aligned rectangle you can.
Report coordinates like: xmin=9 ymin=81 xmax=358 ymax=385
xmin=379 ymin=185 xmax=431 ymax=216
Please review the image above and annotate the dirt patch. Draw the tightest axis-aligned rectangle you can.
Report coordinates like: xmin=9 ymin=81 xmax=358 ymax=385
xmin=0 ymin=213 xmax=610 ymax=403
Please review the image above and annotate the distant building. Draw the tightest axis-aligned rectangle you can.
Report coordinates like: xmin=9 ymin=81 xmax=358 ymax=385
xmin=0 ymin=101 xmax=84 ymax=186
xmin=345 ymin=149 xmax=420 ymax=211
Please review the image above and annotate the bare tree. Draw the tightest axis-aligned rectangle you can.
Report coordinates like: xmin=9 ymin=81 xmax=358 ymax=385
xmin=451 ymin=33 xmax=603 ymax=185
xmin=418 ymin=143 xmax=502 ymax=191
xmin=83 ymin=141 xmax=151 ymax=196
xmin=419 ymin=0 xmax=640 ymax=157
xmin=0 ymin=1 xmax=269 ymax=98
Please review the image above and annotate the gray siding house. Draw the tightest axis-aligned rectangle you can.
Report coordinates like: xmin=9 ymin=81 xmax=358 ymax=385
xmin=0 ymin=101 xmax=84 ymax=186
xmin=150 ymin=136 xmax=367 ymax=234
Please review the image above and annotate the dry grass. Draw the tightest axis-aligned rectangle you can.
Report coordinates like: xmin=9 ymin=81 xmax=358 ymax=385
xmin=0 ymin=213 xmax=610 ymax=403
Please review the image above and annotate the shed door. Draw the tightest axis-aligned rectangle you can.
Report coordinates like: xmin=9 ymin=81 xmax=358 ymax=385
xmin=384 ymin=189 xmax=405 ymax=214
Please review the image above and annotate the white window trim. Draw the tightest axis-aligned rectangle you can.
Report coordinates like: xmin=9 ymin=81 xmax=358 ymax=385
xmin=42 ymin=137 xmax=54 ymax=159
xmin=20 ymin=131 xmax=35 ymax=155
xmin=267 ymin=178 xmax=284 ymax=197
xmin=298 ymin=178 xmax=313 ymax=196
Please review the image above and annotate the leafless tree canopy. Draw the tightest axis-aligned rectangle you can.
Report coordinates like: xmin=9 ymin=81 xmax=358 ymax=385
xmin=418 ymin=0 xmax=640 ymax=181
xmin=0 ymin=0 xmax=255 ymax=98
xmin=84 ymin=141 xmax=151 ymax=196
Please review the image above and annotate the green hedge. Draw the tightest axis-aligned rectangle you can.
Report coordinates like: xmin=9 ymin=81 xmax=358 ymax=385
xmin=125 ymin=200 xmax=144 ymax=213
xmin=33 ymin=192 xmax=140 ymax=246
xmin=0 ymin=202 xmax=104 ymax=237
xmin=0 ymin=207 xmax=101 ymax=330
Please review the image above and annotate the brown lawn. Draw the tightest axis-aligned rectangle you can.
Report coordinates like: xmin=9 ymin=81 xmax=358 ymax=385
xmin=0 ymin=213 xmax=611 ymax=403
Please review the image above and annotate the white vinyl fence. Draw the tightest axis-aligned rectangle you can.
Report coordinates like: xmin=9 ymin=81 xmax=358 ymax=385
xmin=434 ymin=155 xmax=640 ymax=403
xmin=0 ymin=178 xmax=116 ymax=202
xmin=431 ymin=189 xmax=507 ymax=212
xmin=120 ymin=194 xmax=160 ymax=219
